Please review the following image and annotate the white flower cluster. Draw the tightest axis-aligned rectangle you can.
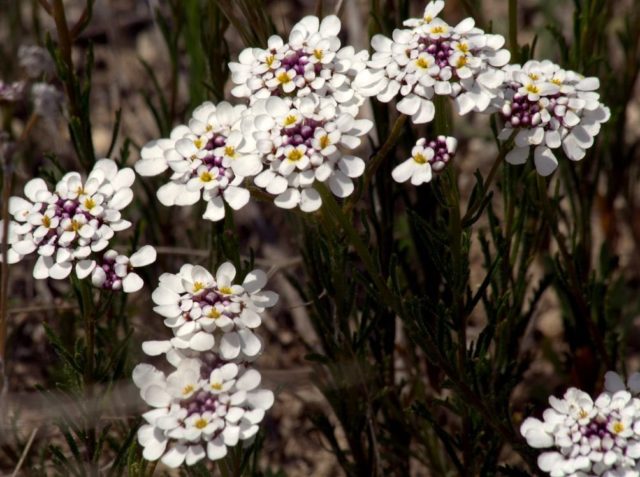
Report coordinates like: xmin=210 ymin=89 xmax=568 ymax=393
xmin=1 ymin=159 xmax=156 ymax=291
xmin=353 ymin=0 xmax=510 ymax=123
xmin=521 ymin=372 xmax=640 ymax=476
xmin=136 ymin=102 xmax=261 ymax=222
xmin=495 ymin=60 xmax=611 ymax=176
xmin=249 ymin=95 xmax=372 ymax=211
xmin=392 ymin=136 xmax=457 ymax=185
xmin=134 ymin=355 xmax=274 ymax=467
xmin=229 ymin=15 xmax=368 ymax=116
xmin=134 ymin=261 xmax=278 ymax=467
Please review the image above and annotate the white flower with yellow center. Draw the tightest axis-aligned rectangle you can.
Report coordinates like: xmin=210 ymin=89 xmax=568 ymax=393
xmin=353 ymin=11 xmax=510 ymax=123
xmin=496 ymin=60 xmax=610 ymax=176
xmin=136 ymin=101 xmax=260 ymax=222
xmin=134 ymin=359 xmax=274 ymax=468
xmin=404 ymin=1 xmax=446 ymax=28
xmin=1 ymin=159 xmax=135 ymax=280
xmin=143 ymin=262 xmax=278 ymax=361
xmin=249 ymin=95 xmax=372 ymax=212
xmin=229 ymin=15 xmax=369 ymax=116
xmin=521 ymin=387 xmax=640 ymax=476
xmin=392 ymin=136 xmax=457 ymax=186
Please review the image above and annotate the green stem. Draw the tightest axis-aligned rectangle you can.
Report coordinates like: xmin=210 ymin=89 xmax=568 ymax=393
xmin=536 ymin=176 xmax=611 ymax=369
xmin=461 ymin=130 xmax=517 ymax=224
xmin=80 ymin=280 xmax=97 ymax=474
xmin=317 ymin=184 xmax=398 ymax=313
xmin=355 ymin=114 xmax=407 ymax=205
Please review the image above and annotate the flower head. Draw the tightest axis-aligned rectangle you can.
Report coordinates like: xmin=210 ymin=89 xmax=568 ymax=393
xmin=353 ymin=7 xmax=510 ymax=123
xmin=392 ymin=136 xmax=457 ymax=185
xmin=229 ymin=15 xmax=369 ymax=115
xmin=496 ymin=60 xmax=610 ymax=176
xmin=521 ymin=386 xmax=640 ymax=476
xmin=249 ymin=95 xmax=372 ymax=211
xmin=133 ymin=358 xmax=273 ymax=467
xmin=143 ymin=262 xmax=278 ymax=361
xmin=2 ymin=159 xmax=136 ymax=280
xmin=135 ymin=102 xmax=260 ymax=222
xmin=76 ymin=245 xmax=157 ymax=293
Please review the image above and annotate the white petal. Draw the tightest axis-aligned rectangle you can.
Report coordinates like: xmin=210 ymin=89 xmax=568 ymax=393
xmin=161 ymin=444 xmax=187 ymax=468
xmin=533 ymin=146 xmax=558 ymax=176
xmin=123 ymin=273 xmax=144 ymax=293
xmin=223 ymin=186 xmax=250 ymax=210
xmin=190 ymin=331 xmax=215 ymax=351
xmin=130 ymin=245 xmax=157 ymax=267
xmin=299 ymin=188 xmax=322 ymax=212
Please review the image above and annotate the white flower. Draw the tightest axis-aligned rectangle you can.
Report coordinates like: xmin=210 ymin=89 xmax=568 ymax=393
xmin=403 ymin=1 xmax=445 ymax=28
xmin=496 ymin=60 xmax=610 ymax=176
xmin=392 ymin=136 xmax=457 ymax=185
xmin=1 ymin=159 xmax=135 ymax=280
xmin=135 ymin=101 xmax=260 ymax=222
xmin=133 ymin=359 xmax=274 ymax=467
xmin=521 ymin=386 xmax=640 ymax=476
xmin=229 ymin=15 xmax=369 ymax=115
xmin=145 ymin=262 xmax=278 ymax=361
xmin=31 ymin=83 xmax=63 ymax=119
xmin=249 ymin=95 xmax=372 ymax=211
xmin=353 ymin=10 xmax=510 ymax=123
xmin=18 ymin=45 xmax=55 ymax=79
xmin=75 ymin=245 xmax=156 ymax=293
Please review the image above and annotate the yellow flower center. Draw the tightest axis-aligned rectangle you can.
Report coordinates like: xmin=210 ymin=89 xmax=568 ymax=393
xmin=193 ymin=281 xmax=205 ymax=292
xmin=219 ymin=286 xmax=233 ymax=295
xmin=277 ymin=72 xmax=291 ymax=84
xmin=194 ymin=138 xmax=204 ymax=149
xmin=182 ymin=384 xmax=194 ymax=396
xmin=413 ymin=153 xmax=427 ymax=165
xmin=84 ymin=197 xmax=96 ymax=210
xmin=613 ymin=421 xmax=625 ymax=434
xmin=211 ymin=382 xmax=223 ymax=391
xmin=578 ymin=409 xmax=589 ymax=419
xmin=200 ymin=171 xmax=214 ymax=183
xmin=284 ymin=114 xmax=298 ymax=126
xmin=224 ymin=146 xmax=236 ymax=157
xmin=287 ymin=149 xmax=304 ymax=162
xmin=551 ymin=77 xmax=562 ymax=85
xmin=528 ymin=73 xmax=540 ymax=80
xmin=42 ymin=215 xmax=51 ymax=228
xmin=69 ymin=220 xmax=82 ymax=232
xmin=207 ymin=308 xmax=221 ymax=319
xmin=319 ymin=135 xmax=330 ymax=149
xmin=456 ymin=42 xmax=469 ymax=53
xmin=431 ymin=25 xmax=446 ymax=34
xmin=423 ymin=15 xmax=433 ymax=22
xmin=313 ymin=49 xmax=324 ymax=60
xmin=206 ymin=124 xmax=213 ymax=132
xmin=76 ymin=186 xmax=85 ymax=195
xmin=266 ymin=55 xmax=276 ymax=67
xmin=456 ymin=56 xmax=468 ymax=68
xmin=194 ymin=418 xmax=208 ymax=429
xmin=415 ymin=57 xmax=431 ymax=69
xmin=525 ymin=84 xmax=540 ymax=94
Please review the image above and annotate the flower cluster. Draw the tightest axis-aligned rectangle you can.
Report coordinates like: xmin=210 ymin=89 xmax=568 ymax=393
xmin=353 ymin=0 xmax=510 ymax=123
xmin=134 ymin=261 xmax=278 ymax=467
xmin=229 ymin=15 xmax=368 ymax=116
xmin=1 ymin=159 xmax=155 ymax=290
xmin=134 ymin=355 xmax=274 ymax=467
xmin=249 ymin=95 xmax=372 ymax=211
xmin=392 ymin=136 xmax=457 ymax=185
xmin=496 ymin=60 xmax=611 ymax=176
xmin=521 ymin=372 xmax=640 ymax=476
xmin=136 ymin=102 xmax=262 ymax=222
